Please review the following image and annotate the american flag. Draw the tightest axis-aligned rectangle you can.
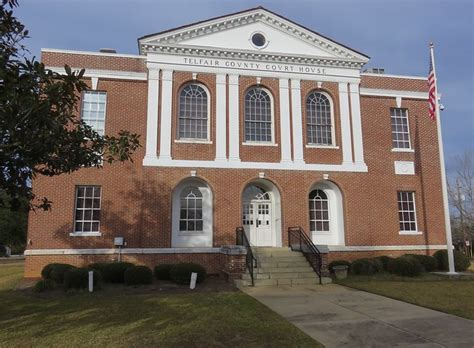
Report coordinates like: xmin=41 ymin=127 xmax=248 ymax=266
xmin=428 ymin=49 xmax=437 ymax=120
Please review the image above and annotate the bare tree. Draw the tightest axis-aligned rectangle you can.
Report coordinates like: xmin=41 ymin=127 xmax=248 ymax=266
xmin=448 ymin=150 xmax=473 ymax=256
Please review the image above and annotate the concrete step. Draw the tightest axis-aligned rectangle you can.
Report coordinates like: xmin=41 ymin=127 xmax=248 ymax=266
xmin=242 ymin=271 xmax=316 ymax=281
xmin=256 ymin=266 xmax=314 ymax=273
xmin=259 ymin=261 xmax=310 ymax=268
xmin=257 ymin=256 xmax=306 ymax=263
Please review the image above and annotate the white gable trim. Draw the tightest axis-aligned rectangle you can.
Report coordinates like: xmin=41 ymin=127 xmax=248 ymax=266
xmin=139 ymin=8 xmax=369 ymax=63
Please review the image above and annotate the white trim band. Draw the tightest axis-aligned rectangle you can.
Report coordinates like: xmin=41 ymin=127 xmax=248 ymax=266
xmin=360 ymin=88 xmax=428 ymax=100
xmin=328 ymin=244 xmax=447 ymax=252
xmin=42 ymin=48 xmax=144 ymax=59
xmin=361 ymin=72 xmax=426 ymax=80
xmin=46 ymin=66 xmax=147 ymax=81
xmin=24 ymin=247 xmax=223 ymax=256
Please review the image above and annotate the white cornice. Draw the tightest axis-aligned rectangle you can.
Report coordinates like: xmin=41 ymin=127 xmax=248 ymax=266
xmin=46 ymin=66 xmax=147 ymax=81
xmin=24 ymin=247 xmax=223 ymax=255
xmin=361 ymin=72 xmax=426 ymax=81
xmin=41 ymin=48 xmax=144 ymax=59
xmin=360 ymin=88 xmax=428 ymax=100
xmin=139 ymin=8 xmax=369 ymax=63
xmin=142 ymin=43 xmax=365 ymax=69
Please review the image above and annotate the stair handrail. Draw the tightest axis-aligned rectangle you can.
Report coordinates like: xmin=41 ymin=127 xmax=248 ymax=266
xmin=236 ymin=226 xmax=257 ymax=286
xmin=288 ymin=226 xmax=322 ymax=284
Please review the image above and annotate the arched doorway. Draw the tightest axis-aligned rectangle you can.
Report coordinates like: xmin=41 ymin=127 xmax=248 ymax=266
xmin=309 ymin=180 xmax=345 ymax=246
xmin=172 ymin=177 xmax=213 ymax=247
xmin=242 ymin=179 xmax=282 ymax=247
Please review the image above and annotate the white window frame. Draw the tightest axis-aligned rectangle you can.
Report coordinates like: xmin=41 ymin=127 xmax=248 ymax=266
xmin=70 ymin=185 xmax=102 ymax=237
xmin=176 ymin=83 xmax=211 ymax=143
xmin=397 ymin=191 xmax=422 ymax=235
xmin=243 ymin=86 xmax=276 ymax=146
xmin=81 ymin=91 xmax=107 ymax=135
xmin=391 ymin=108 xmax=412 ymax=151
xmin=305 ymin=91 xmax=336 ymax=147
xmin=309 ymin=189 xmax=331 ymax=234
xmin=179 ymin=186 xmax=204 ymax=233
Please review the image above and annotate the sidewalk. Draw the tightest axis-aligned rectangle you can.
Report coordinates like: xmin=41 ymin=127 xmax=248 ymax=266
xmin=243 ymin=284 xmax=474 ymax=347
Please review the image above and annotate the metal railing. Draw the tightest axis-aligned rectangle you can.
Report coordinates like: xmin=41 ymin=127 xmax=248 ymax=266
xmin=288 ymin=226 xmax=322 ymax=284
xmin=236 ymin=226 xmax=257 ymax=286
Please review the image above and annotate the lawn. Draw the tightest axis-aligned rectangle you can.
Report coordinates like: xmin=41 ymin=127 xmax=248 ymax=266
xmin=0 ymin=262 xmax=321 ymax=348
xmin=338 ymin=273 xmax=474 ymax=320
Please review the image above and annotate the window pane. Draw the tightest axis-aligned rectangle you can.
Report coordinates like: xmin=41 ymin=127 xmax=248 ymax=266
xmin=178 ymin=84 xmax=208 ymax=139
xmin=397 ymin=191 xmax=417 ymax=231
xmin=306 ymin=92 xmax=333 ymax=145
xmin=244 ymin=88 xmax=273 ymax=142
xmin=74 ymin=185 xmax=101 ymax=233
xmin=81 ymin=91 xmax=107 ymax=134
xmin=391 ymin=108 xmax=411 ymax=149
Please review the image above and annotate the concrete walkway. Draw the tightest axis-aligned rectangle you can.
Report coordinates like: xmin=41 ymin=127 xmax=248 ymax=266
xmin=243 ymin=284 xmax=474 ymax=347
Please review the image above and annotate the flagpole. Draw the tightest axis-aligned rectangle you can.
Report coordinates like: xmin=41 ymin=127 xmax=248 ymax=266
xmin=430 ymin=42 xmax=456 ymax=274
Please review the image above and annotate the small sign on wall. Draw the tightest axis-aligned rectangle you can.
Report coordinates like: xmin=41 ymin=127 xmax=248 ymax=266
xmin=394 ymin=161 xmax=415 ymax=175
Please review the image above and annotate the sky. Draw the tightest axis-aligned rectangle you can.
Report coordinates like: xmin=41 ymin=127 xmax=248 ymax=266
xmin=14 ymin=0 xmax=474 ymax=171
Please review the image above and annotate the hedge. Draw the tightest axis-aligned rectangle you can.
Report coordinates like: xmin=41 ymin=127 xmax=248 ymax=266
xmin=88 ymin=262 xmax=109 ymax=275
xmin=124 ymin=266 xmax=153 ymax=285
xmin=34 ymin=279 xmax=56 ymax=293
xmin=387 ymin=256 xmax=423 ymax=277
xmin=404 ymin=254 xmax=437 ymax=272
xmin=64 ymin=268 xmax=102 ymax=290
xmin=375 ymin=256 xmax=394 ymax=271
xmin=327 ymin=260 xmax=351 ymax=273
xmin=170 ymin=263 xmax=207 ymax=285
xmin=154 ymin=264 xmax=174 ymax=280
xmin=41 ymin=263 xmax=76 ymax=284
xmin=350 ymin=258 xmax=383 ymax=275
xmin=101 ymin=262 xmax=134 ymax=283
xmin=433 ymin=250 xmax=470 ymax=272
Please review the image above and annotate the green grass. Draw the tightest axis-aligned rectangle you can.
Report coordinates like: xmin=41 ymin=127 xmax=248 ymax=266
xmin=0 ymin=263 xmax=321 ymax=348
xmin=338 ymin=273 xmax=474 ymax=320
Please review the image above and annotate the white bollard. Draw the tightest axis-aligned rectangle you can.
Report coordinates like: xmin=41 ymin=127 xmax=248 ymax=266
xmin=190 ymin=272 xmax=197 ymax=290
xmin=88 ymin=270 xmax=94 ymax=293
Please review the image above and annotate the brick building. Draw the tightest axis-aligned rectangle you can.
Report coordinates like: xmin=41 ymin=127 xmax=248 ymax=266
xmin=25 ymin=7 xmax=447 ymax=278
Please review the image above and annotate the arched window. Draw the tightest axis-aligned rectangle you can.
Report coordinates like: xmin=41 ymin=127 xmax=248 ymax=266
xmin=309 ymin=189 xmax=330 ymax=233
xmin=179 ymin=187 xmax=203 ymax=232
xmin=178 ymin=84 xmax=209 ymax=140
xmin=306 ymin=92 xmax=334 ymax=145
xmin=244 ymin=87 xmax=273 ymax=142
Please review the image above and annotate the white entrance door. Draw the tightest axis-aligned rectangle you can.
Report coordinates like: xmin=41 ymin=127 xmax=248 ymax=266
xmin=243 ymin=198 xmax=273 ymax=246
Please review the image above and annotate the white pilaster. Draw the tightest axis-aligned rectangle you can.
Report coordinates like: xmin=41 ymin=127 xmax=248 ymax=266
xmin=215 ymin=74 xmax=227 ymax=162
xmin=144 ymin=65 xmax=160 ymax=161
xmin=338 ymin=82 xmax=353 ymax=164
xmin=159 ymin=69 xmax=173 ymax=161
xmin=279 ymin=78 xmax=292 ymax=163
xmin=349 ymin=83 xmax=365 ymax=165
xmin=228 ymin=74 xmax=240 ymax=162
xmin=290 ymin=79 xmax=305 ymax=163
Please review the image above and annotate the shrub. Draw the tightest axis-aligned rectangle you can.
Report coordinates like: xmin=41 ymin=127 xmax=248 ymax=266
xmin=34 ymin=279 xmax=56 ymax=293
xmin=375 ymin=256 xmax=394 ymax=271
xmin=387 ymin=256 xmax=423 ymax=277
xmin=41 ymin=263 xmax=76 ymax=284
xmin=433 ymin=250 xmax=470 ymax=272
xmin=154 ymin=264 xmax=174 ymax=280
xmin=0 ymin=245 xmax=7 ymax=257
xmin=327 ymin=260 xmax=351 ymax=273
xmin=350 ymin=258 xmax=383 ymax=275
xmin=170 ymin=263 xmax=207 ymax=285
xmin=101 ymin=262 xmax=134 ymax=283
xmin=88 ymin=262 xmax=109 ymax=274
xmin=124 ymin=266 xmax=153 ymax=285
xmin=404 ymin=254 xmax=437 ymax=272
xmin=63 ymin=268 xmax=102 ymax=290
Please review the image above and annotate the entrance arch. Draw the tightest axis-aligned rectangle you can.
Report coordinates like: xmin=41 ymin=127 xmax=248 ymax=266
xmin=242 ymin=179 xmax=282 ymax=247
xmin=309 ymin=180 xmax=345 ymax=246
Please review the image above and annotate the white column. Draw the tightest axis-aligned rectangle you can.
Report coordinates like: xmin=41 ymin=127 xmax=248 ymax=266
xmin=338 ymin=82 xmax=353 ymax=165
xmin=290 ymin=79 xmax=305 ymax=164
xmin=215 ymin=74 xmax=227 ymax=162
xmin=228 ymin=74 xmax=240 ymax=162
xmin=279 ymin=78 xmax=292 ymax=163
xmin=159 ymin=69 xmax=173 ymax=161
xmin=144 ymin=66 xmax=160 ymax=161
xmin=349 ymin=83 xmax=365 ymax=165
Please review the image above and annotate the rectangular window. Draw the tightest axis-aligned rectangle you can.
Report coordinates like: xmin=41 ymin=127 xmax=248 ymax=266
xmin=81 ymin=91 xmax=107 ymax=135
xmin=390 ymin=108 xmax=411 ymax=149
xmin=74 ymin=186 xmax=101 ymax=233
xmin=397 ymin=191 xmax=417 ymax=232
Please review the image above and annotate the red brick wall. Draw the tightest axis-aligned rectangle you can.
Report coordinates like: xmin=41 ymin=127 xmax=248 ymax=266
xmin=25 ymin=52 xmax=446 ymax=277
